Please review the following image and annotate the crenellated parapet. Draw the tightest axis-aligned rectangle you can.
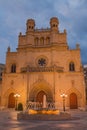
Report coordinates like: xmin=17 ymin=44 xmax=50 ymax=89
xmin=17 ymin=17 xmax=68 ymax=51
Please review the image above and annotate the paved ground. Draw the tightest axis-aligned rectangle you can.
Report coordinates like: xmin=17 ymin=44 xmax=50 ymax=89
xmin=0 ymin=109 xmax=87 ymax=130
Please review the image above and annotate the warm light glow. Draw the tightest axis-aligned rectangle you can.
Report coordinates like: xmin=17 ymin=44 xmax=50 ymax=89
xmin=14 ymin=93 xmax=20 ymax=98
xmin=14 ymin=93 xmax=20 ymax=111
xmin=28 ymin=109 xmax=60 ymax=115
xmin=60 ymin=93 xmax=67 ymax=111
xmin=60 ymin=93 xmax=67 ymax=98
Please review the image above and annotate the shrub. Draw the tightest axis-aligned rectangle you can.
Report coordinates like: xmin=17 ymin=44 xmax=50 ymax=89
xmin=18 ymin=103 xmax=23 ymax=111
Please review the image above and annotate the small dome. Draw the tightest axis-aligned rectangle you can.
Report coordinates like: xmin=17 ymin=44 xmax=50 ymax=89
xmin=26 ymin=19 xmax=35 ymax=33
xmin=50 ymin=17 xmax=59 ymax=32
xmin=50 ymin=17 xmax=59 ymax=25
xmin=26 ymin=19 xmax=35 ymax=26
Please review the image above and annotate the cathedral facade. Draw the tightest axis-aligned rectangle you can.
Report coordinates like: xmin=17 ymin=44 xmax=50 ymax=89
xmin=1 ymin=17 xmax=86 ymax=110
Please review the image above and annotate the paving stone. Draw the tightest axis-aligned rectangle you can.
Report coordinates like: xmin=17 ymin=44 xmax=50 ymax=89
xmin=0 ymin=110 xmax=87 ymax=130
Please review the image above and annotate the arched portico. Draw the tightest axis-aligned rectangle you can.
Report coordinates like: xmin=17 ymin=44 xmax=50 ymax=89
xmin=8 ymin=93 xmax=15 ymax=108
xmin=70 ymin=93 xmax=78 ymax=109
xmin=36 ymin=90 xmax=46 ymax=103
xmin=3 ymin=87 xmax=19 ymax=108
xmin=67 ymin=87 xmax=82 ymax=109
xmin=29 ymin=80 xmax=53 ymax=102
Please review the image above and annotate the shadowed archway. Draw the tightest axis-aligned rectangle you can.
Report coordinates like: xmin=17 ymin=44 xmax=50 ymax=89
xmin=29 ymin=80 xmax=53 ymax=102
xmin=67 ymin=86 xmax=82 ymax=109
xmin=8 ymin=93 xmax=15 ymax=108
xmin=36 ymin=90 xmax=46 ymax=103
xmin=70 ymin=93 xmax=78 ymax=109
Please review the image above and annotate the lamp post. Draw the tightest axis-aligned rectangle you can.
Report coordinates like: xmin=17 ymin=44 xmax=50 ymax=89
xmin=14 ymin=94 xmax=20 ymax=110
xmin=60 ymin=93 xmax=67 ymax=112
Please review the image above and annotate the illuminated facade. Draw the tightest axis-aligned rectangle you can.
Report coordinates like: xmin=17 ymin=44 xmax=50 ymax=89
xmin=0 ymin=64 xmax=5 ymax=80
xmin=0 ymin=63 xmax=5 ymax=106
xmin=1 ymin=17 xmax=86 ymax=110
xmin=83 ymin=65 xmax=87 ymax=103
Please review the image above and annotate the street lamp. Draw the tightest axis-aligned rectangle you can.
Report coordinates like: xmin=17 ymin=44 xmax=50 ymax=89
xmin=14 ymin=94 xmax=20 ymax=110
xmin=60 ymin=93 xmax=67 ymax=112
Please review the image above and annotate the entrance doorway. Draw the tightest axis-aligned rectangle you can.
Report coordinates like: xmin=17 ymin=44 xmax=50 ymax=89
xmin=70 ymin=93 xmax=78 ymax=109
xmin=8 ymin=93 xmax=15 ymax=108
xmin=36 ymin=91 xmax=46 ymax=103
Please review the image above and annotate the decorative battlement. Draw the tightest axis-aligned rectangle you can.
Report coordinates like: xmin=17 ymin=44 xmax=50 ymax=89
xmin=17 ymin=17 xmax=68 ymax=50
xmin=35 ymin=28 xmax=50 ymax=32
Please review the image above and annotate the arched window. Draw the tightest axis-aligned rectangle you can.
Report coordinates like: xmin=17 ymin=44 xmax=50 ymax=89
xmin=52 ymin=24 xmax=55 ymax=27
xmin=35 ymin=37 xmax=39 ymax=46
xmin=11 ymin=64 xmax=16 ymax=73
xmin=46 ymin=37 xmax=50 ymax=44
xmin=40 ymin=37 xmax=44 ymax=45
xmin=69 ymin=62 xmax=75 ymax=71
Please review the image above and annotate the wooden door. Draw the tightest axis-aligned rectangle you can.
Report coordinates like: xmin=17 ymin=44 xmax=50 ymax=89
xmin=70 ymin=93 xmax=78 ymax=109
xmin=36 ymin=91 xmax=46 ymax=103
xmin=8 ymin=93 xmax=15 ymax=108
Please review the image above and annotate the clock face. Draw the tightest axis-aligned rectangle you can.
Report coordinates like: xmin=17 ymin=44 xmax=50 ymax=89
xmin=38 ymin=58 xmax=46 ymax=67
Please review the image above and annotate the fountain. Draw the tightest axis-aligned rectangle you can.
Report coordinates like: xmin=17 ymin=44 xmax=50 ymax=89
xmin=43 ymin=95 xmax=46 ymax=108
xmin=28 ymin=95 xmax=59 ymax=115
xmin=17 ymin=95 xmax=71 ymax=120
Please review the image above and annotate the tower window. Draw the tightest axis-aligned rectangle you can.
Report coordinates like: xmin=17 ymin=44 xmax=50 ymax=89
xmin=11 ymin=64 xmax=16 ymax=73
xmin=69 ymin=62 xmax=75 ymax=71
xmin=52 ymin=24 xmax=55 ymax=27
xmin=0 ymin=72 xmax=2 ymax=76
xmin=29 ymin=26 xmax=31 ymax=29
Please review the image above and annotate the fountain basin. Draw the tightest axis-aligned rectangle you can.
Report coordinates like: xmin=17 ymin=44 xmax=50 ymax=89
xmin=28 ymin=109 xmax=60 ymax=115
xmin=17 ymin=109 xmax=71 ymax=121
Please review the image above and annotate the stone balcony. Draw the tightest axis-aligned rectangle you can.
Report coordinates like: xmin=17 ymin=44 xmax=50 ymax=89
xmin=20 ymin=66 xmax=64 ymax=73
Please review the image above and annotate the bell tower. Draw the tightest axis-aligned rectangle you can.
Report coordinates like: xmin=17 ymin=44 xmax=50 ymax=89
xmin=50 ymin=17 xmax=59 ymax=32
xmin=26 ymin=19 xmax=35 ymax=34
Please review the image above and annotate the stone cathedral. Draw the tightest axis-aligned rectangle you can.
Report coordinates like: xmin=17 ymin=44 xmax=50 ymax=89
xmin=1 ymin=17 xmax=86 ymax=110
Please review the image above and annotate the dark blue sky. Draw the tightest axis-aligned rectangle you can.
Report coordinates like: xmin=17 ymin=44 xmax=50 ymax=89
xmin=0 ymin=0 xmax=87 ymax=64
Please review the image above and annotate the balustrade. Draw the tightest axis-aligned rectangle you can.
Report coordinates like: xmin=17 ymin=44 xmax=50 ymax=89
xmin=21 ymin=66 xmax=63 ymax=73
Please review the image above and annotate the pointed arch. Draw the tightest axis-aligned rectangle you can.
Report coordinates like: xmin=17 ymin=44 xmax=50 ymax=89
xmin=3 ymin=87 xmax=16 ymax=98
xmin=8 ymin=93 xmax=15 ymax=108
xmin=66 ymin=87 xmax=82 ymax=109
xmin=66 ymin=59 xmax=77 ymax=72
xmin=70 ymin=93 xmax=78 ymax=109
xmin=29 ymin=79 xmax=53 ymax=102
xmin=11 ymin=64 xmax=16 ymax=73
xmin=3 ymin=87 xmax=20 ymax=108
xmin=36 ymin=90 xmax=46 ymax=103
xmin=67 ymin=86 xmax=82 ymax=98
xmin=69 ymin=62 xmax=75 ymax=71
